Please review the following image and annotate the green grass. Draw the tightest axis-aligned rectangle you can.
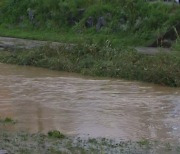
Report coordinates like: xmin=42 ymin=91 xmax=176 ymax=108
xmin=174 ymin=38 xmax=180 ymax=50
xmin=0 ymin=43 xmax=179 ymax=87
xmin=0 ymin=117 xmax=16 ymax=124
xmin=48 ymin=130 xmax=65 ymax=139
xmin=0 ymin=0 xmax=180 ymax=47
xmin=0 ymin=26 xmax=150 ymax=48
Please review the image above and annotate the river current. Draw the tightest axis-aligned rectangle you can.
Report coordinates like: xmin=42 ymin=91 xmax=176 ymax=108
xmin=0 ymin=63 xmax=179 ymax=142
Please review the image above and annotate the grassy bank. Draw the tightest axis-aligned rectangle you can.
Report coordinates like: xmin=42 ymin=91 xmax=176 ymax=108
xmin=0 ymin=0 xmax=179 ymax=87
xmin=0 ymin=26 xmax=143 ymax=48
xmin=0 ymin=43 xmax=179 ymax=87
xmin=0 ymin=131 xmax=179 ymax=154
xmin=0 ymin=0 xmax=180 ymax=47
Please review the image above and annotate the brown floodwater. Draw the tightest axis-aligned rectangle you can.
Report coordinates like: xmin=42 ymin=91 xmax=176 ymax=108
xmin=0 ymin=63 xmax=179 ymax=142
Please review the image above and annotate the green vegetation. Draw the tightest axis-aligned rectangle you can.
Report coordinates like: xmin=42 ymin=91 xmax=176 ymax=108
xmin=0 ymin=43 xmax=179 ymax=87
xmin=0 ymin=117 xmax=16 ymax=124
xmin=0 ymin=0 xmax=180 ymax=47
xmin=137 ymin=138 xmax=150 ymax=147
xmin=0 ymin=1 xmax=179 ymax=86
xmin=174 ymin=38 xmax=180 ymax=50
xmin=48 ymin=130 xmax=65 ymax=139
xmin=0 ymin=131 xmax=179 ymax=154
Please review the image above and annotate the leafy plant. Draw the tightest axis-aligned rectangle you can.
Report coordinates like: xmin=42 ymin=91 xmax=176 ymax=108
xmin=48 ymin=130 xmax=65 ymax=139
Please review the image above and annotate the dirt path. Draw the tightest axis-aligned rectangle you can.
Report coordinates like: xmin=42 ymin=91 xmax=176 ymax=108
xmin=135 ymin=47 xmax=171 ymax=55
xmin=0 ymin=36 xmax=171 ymax=54
xmin=0 ymin=36 xmax=71 ymax=50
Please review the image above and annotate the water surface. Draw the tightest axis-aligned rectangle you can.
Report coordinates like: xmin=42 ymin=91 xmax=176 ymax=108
xmin=0 ymin=63 xmax=179 ymax=142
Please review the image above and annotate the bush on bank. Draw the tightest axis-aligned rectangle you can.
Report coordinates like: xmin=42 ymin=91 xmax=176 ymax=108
xmin=0 ymin=43 xmax=179 ymax=87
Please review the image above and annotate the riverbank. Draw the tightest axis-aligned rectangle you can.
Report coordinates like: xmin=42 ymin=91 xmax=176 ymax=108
xmin=0 ymin=131 xmax=179 ymax=154
xmin=0 ymin=0 xmax=180 ymax=48
xmin=0 ymin=43 xmax=179 ymax=87
xmin=0 ymin=26 xmax=145 ymax=48
xmin=0 ymin=36 xmax=171 ymax=54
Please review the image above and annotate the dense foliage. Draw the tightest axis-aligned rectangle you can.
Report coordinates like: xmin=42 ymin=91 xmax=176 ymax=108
xmin=0 ymin=0 xmax=180 ymax=46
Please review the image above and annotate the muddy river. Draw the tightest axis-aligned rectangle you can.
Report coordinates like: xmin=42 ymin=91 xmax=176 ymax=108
xmin=0 ymin=63 xmax=179 ymax=142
